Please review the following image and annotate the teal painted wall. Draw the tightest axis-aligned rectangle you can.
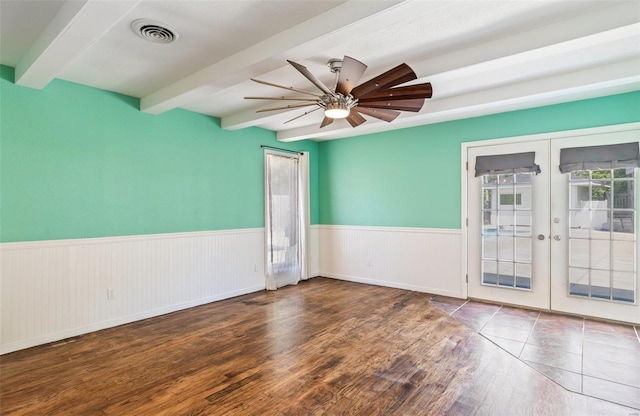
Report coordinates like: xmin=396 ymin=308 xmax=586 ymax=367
xmin=0 ymin=65 xmax=319 ymax=242
xmin=2 ymin=61 xmax=638 ymax=241
xmin=318 ymin=91 xmax=640 ymax=228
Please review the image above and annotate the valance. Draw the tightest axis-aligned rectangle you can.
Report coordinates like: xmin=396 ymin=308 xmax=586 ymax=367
xmin=475 ymin=152 xmax=540 ymax=177
xmin=559 ymin=142 xmax=639 ymax=173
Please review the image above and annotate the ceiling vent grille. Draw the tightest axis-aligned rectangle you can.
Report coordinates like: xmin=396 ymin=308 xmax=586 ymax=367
xmin=131 ymin=19 xmax=178 ymax=44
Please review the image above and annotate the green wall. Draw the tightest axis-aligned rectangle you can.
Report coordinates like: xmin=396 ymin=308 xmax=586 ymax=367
xmin=0 ymin=65 xmax=319 ymax=242
xmin=318 ymin=91 xmax=640 ymax=228
xmin=3 ymin=62 xmax=638 ymax=242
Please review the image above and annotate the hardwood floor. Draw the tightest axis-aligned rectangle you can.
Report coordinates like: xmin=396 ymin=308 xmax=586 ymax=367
xmin=1 ymin=278 xmax=635 ymax=415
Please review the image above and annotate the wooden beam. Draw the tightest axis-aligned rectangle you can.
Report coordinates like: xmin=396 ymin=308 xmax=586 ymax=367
xmin=15 ymin=0 xmax=140 ymax=89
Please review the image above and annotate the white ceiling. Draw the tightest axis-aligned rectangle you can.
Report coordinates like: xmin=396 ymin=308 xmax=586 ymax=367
xmin=1 ymin=0 xmax=639 ymax=142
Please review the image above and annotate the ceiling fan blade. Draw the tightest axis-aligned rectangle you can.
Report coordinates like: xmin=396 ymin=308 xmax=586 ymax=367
xmin=245 ymin=96 xmax=319 ymax=101
xmin=283 ymin=107 xmax=321 ymax=124
xmin=358 ymin=98 xmax=424 ymax=112
xmin=256 ymin=103 xmax=318 ymax=113
xmin=287 ymin=60 xmax=334 ymax=95
xmin=350 ymin=63 xmax=417 ymax=98
xmin=336 ymin=56 xmax=367 ymax=96
xmin=353 ymin=106 xmax=400 ymax=122
xmin=320 ymin=116 xmax=334 ymax=128
xmin=357 ymin=82 xmax=432 ymax=102
xmin=250 ymin=79 xmax=322 ymax=97
xmin=345 ymin=111 xmax=366 ymax=128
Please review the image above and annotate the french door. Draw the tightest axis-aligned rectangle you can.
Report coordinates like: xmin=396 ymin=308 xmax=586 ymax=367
xmin=467 ymin=128 xmax=640 ymax=324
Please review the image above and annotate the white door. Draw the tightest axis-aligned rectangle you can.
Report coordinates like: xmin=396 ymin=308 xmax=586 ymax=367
xmin=467 ymin=140 xmax=550 ymax=310
xmin=467 ymin=128 xmax=640 ymax=324
xmin=550 ymin=131 xmax=640 ymax=323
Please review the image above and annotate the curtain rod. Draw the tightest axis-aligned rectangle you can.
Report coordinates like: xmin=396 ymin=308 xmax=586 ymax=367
xmin=260 ymin=145 xmax=304 ymax=155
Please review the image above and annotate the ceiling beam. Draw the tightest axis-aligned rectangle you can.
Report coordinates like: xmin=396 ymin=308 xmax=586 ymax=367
xmin=140 ymin=0 xmax=457 ymax=115
xmin=15 ymin=0 xmax=140 ymax=89
xmin=221 ymin=3 xmax=640 ymax=132
xmin=276 ymin=58 xmax=640 ymax=142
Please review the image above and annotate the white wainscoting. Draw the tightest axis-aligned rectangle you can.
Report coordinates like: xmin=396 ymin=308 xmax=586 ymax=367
xmin=318 ymin=225 xmax=464 ymax=298
xmin=1 ymin=225 xmax=456 ymax=354
xmin=0 ymin=229 xmax=266 ymax=354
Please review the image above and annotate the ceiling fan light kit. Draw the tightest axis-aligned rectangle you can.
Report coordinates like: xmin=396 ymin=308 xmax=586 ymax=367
xmin=245 ymin=56 xmax=432 ymax=129
xmin=324 ymin=102 xmax=350 ymax=119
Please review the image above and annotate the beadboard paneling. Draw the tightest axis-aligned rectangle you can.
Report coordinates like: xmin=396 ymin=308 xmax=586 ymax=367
xmin=318 ymin=225 xmax=464 ymax=298
xmin=0 ymin=229 xmax=266 ymax=354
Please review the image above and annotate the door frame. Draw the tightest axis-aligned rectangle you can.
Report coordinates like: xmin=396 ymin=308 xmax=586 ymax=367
xmin=461 ymin=122 xmax=640 ymax=305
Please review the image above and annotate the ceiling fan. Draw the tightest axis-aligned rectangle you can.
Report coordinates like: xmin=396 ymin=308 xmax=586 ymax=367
xmin=245 ymin=56 xmax=432 ymax=128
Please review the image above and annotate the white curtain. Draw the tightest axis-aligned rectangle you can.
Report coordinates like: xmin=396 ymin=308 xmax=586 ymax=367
xmin=264 ymin=151 xmax=309 ymax=290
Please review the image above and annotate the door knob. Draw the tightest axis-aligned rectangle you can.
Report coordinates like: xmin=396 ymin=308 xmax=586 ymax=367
xmin=537 ymin=234 xmax=545 ymax=240
xmin=554 ymin=235 xmax=561 ymax=241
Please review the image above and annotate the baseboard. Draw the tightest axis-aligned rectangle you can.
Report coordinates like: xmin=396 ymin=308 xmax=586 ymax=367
xmin=321 ymin=272 xmax=465 ymax=299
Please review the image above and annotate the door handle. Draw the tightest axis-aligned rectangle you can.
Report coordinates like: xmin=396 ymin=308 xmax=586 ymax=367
xmin=554 ymin=235 xmax=561 ymax=241
xmin=537 ymin=234 xmax=545 ymax=240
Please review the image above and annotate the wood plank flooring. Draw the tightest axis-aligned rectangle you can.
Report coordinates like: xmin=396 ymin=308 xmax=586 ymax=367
xmin=1 ymin=278 xmax=635 ymax=415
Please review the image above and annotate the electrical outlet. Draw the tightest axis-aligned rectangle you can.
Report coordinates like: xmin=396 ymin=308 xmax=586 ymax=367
xmin=254 ymin=264 xmax=258 ymax=272
xmin=107 ymin=289 xmax=115 ymax=300
xmin=366 ymin=259 xmax=372 ymax=267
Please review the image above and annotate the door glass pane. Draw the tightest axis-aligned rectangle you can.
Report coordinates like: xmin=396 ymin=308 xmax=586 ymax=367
xmin=590 ymin=270 xmax=611 ymax=300
xmin=514 ymin=183 xmax=531 ymax=211
xmin=590 ymin=214 xmax=610 ymax=239
xmin=498 ymin=262 xmax=515 ymax=287
xmin=515 ymin=237 xmax=531 ymax=263
xmin=613 ymin=180 xmax=634 ymax=209
xmin=482 ymin=236 xmax=497 ymax=260
xmin=567 ymin=168 xmax=636 ymax=303
xmin=515 ymin=264 xmax=531 ymax=289
xmin=612 ymin=271 xmax=635 ymax=303
xmin=569 ymin=210 xmax=590 ymax=239
xmin=498 ymin=211 xmax=515 ymax=235
xmin=612 ymin=241 xmax=635 ymax=272
xmin=498 ymin=236 xmax=513 ymax=261
xmin=590 ymin=240 xmax=610 ymax=270
xmin=612 ymin=210 xmax=635 ymax=235
xmin=483 ymin=260 xmax=498 ymax=285
xmin=569 ymin=268 xmax=589 ymax=297
xmin=481 ymin=172 xmax=533 ymax=291
xmin=569 ymin=239 xmax=589 ymax=268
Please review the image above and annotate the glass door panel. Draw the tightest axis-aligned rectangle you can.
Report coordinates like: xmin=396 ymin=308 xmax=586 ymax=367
xmin=550 ymin=130 xmax=640 ymax=324
xmin=468 ymin=140 xmax=550 ymax=310
xmin=566 ymin=169 xmax=636 ymax=303
xmin=481 ymin=173 xmax=533 ymax=290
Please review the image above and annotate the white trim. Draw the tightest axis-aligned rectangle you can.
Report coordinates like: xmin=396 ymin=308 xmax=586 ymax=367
xmin=464 ymin=122 xmax=640 ymax=150
xmin=315 ymin=225 xmax=461 ymax=235
xmin=322 ymin=273 xmax=464 ymax=299
xmin=0 ymin=285 xmax=263 ymax=355
xmin=0 ymin=228 xmax=265 ymax=251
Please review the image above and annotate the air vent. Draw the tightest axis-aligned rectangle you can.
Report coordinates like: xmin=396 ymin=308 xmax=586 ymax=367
xmin=131 ymin=19 xmax=178 ymax=44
